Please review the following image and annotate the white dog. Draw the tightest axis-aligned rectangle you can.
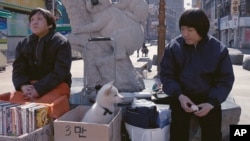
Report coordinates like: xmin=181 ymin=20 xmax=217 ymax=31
xmin=81 ymin=81 xmax=124 ymax=124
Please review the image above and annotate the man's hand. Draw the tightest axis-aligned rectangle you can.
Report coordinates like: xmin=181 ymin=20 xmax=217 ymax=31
xmin=194 ymin=103 xmax=214 ymax=117
xmin=21 ymin=85 xmax=39 ymax=100
xmin=178 ymin=94 xmax=196 ymax=113
xmin=21 ymin=85 xmax=33 ymax=95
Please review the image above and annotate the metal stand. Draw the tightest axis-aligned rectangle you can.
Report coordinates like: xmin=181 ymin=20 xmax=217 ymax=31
xmin=81 ymin=37 xmax=114 ymax=105
xmin=0 ymin=44 xmax=7 ymax=71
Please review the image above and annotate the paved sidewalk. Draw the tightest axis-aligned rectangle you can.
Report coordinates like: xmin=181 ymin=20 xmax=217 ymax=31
xmin=0 ymin=46 xmax=250 ymax=124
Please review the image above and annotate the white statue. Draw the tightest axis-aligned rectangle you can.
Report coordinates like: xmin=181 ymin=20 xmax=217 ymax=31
xmin=73 ymin=0 xmax=144 ymax=60
xmin=62 ymin=0 xmax=148 ymax=92
xmin=114 ymin=0 xmax=149 ymax=24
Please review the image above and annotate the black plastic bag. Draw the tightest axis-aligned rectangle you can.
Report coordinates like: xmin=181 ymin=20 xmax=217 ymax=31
xmin=125 ymin=106 xmax=158 ymax=129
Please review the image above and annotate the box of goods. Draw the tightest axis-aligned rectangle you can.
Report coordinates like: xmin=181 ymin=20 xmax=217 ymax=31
xmin=0 ymin=102 xmax=53 ymax=141
xmin=0 ymin=92 xmax=70 ymax=119
xmin=54 ymin=105 xmax=122 ymax=141
xmin=0 ymin=123 xmax=53 ymax=141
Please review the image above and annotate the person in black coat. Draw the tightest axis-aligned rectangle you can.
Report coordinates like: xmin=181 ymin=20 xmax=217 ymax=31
xmin=10 ymin=8 xmax=72 ymax=114
xmin=160 ymin=8 xmax=234 ymax=141
xmin=141 ymin=43 xmax=149 ymax=57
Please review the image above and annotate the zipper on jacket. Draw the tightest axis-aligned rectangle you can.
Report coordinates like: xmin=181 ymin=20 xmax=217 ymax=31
xmin=33 ymin=38 xmax=40 ymax=65
xmin=194 ymin=43 xmax=197 ymax=50
xmin=35 ymin=39 xmax=40 ymax=60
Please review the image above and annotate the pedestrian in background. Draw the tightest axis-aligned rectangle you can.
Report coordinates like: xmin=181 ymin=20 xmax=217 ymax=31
xmin=8 ymin=8 xmax=72 ymax=117
xmin=229 ymin=39 xmax=234 ymax=48
xmin=160 ymin=8 xmax=234 ymax=141
xmin=141 ymin=42 xmax=149 ymax=57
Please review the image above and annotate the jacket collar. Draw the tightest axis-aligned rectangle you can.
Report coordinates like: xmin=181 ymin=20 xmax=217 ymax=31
xmin=30 ymin=30 xmax=56 ymax=43
xmin=29 ymin=30 xmax=56 ymax=66
xmin=183 ymin=35 xmax=209 ymax=49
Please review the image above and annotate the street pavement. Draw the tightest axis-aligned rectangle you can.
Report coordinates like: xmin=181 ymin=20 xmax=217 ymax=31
xmin=0 ymin=45 xmax=250 ymax=124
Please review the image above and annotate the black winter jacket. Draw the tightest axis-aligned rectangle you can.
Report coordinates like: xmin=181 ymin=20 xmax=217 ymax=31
xmin=12 ymin=30 xmax=72 ymax=96
xmin=160 ymin=35 xmax=234 ymax=106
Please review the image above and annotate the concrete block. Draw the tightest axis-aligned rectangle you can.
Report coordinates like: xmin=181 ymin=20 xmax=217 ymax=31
xmin=229 ymin=53 xmax=243 ymax=65
xmin=242 ymin=54 xmax=250 ymax=70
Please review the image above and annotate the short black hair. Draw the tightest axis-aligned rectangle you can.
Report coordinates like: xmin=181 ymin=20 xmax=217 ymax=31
xmin=29 ymin=7 xmax=56 ymax=31
xmin=179 ymin=8 xmax=210 ymax=38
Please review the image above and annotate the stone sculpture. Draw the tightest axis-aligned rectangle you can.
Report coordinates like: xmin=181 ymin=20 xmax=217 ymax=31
xmin=61 ymin=0 xmax=149 ymax=92
xmin=114 ymin=0 xmax=149 ymax=24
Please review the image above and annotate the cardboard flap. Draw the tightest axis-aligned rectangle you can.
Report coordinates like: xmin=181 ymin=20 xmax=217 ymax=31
xmin=56 ymin=106 xmax=91 ymax=122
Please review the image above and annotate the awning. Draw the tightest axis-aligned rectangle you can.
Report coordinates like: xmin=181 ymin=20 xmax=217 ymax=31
xmin=0 ymin=10 xmax=11 ymax=18
xmin=0 ymin=2 xmax=32 ymax=13
xmin=56 ymin=24 xmax=71 ymax=31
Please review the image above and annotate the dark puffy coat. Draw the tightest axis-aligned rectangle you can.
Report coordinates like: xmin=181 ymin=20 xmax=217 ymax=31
xmin=12 ymin=30 xmax=72 ymax=96
xmin=160 ymin=35 xmax=234 ymax=106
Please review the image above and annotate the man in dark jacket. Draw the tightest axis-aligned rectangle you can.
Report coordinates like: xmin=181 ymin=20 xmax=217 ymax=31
xmin=160 ymin=8 xmax=234 ymax=141
xmin=9 ymin=8 xmax=72 ymax=117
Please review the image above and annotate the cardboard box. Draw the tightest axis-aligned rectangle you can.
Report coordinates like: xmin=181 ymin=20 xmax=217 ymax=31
xmin=53 ymin=105 xmax=122 ymax=141
xmin=0 ymin=122 xmax=53 ymax=141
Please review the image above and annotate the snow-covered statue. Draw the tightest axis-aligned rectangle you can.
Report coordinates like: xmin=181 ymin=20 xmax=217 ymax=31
xmin=114 ymin=0 xmax=149 ymax=24
xmin=61 ymin=0 xmax=148 ymax=92
xmin=73 ymin=0 xmax=145 ymax=60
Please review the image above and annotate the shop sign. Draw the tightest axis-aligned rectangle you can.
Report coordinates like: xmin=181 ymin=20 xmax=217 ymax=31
xmin=231 ymin=0 xmax=240 ymax=15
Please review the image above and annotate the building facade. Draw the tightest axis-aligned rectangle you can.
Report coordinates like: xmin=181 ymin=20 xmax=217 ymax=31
xmin=0 ymin=0 xmax=69 ymax=61
xmin=146 ymin=0 xmax=184 ymax=42
xmin=0 ymin=0 xmax=46 ymax=61
xmin=196 ymin=0 xmax=250 ymax=48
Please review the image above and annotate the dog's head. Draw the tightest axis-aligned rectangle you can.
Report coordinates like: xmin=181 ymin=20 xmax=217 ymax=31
xmin=96 ymin=81 xmax=124 ymax=104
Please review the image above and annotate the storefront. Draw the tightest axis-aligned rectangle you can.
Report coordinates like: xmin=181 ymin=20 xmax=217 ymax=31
xmin=0 ymin=0 xmax=45 ymax=61
xmin=238 ymin=17 xmax=250 ymax=48
xmin=0 ymin=9 xmax=10 ymax=70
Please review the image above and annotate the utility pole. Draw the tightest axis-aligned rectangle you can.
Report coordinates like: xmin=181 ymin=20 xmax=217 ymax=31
xmin=157 ymin=0 xmax=166 ymax=77
xmin=52 ymin=0 xmax=55 ymax=15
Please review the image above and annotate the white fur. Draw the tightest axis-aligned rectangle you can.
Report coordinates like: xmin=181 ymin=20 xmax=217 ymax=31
xmin=81 ymin=81 xmax=124 ymax=124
